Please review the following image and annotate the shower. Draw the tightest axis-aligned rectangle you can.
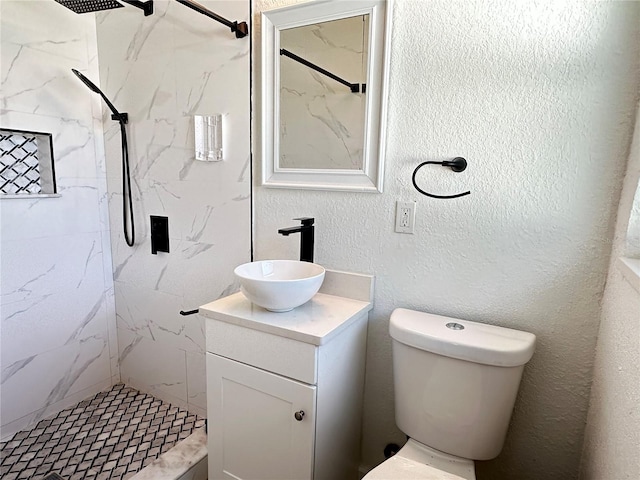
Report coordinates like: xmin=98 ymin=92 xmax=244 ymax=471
xmin=59 ymin=0 xmax=250 ymax=245
xmin=72 ymin=69 xmax=135 ymax=247
xmin=54 ymin=0 xmax=248 ymax=38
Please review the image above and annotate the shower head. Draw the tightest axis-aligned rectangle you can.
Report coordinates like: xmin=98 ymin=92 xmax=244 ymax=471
xmin=55 ymin=0 xmax=153 ymax=16
xmin=72 ymin=68 xmax=101 ymax=94
xmin=71 ymin=69 xmax=128 ymax=124
xmin=55 ymin=0 xmax=124 ymax=14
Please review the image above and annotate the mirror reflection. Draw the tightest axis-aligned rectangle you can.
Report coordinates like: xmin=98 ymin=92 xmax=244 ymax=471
xmin=279 ymin=15 xmax=370 ymax=170
xmin=261 ymin=0 xmax=389 ymax=192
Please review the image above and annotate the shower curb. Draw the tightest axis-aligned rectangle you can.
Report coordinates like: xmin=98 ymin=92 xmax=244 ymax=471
xmin=129 ymin=428 xmax=207 ymax=480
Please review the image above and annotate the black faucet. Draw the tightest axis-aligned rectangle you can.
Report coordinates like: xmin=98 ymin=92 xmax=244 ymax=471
xmin=278 ymin=217 xmax=315 ymax=263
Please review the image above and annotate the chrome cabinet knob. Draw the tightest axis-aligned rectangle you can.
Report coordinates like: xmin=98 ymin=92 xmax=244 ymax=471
xmin=294 ymin=410 xmax=305 ymax=421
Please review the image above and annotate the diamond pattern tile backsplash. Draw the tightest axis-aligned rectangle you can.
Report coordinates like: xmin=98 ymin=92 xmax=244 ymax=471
xmin=0 ymin=129 xmax=55 ymax=195
xmin=0 ymin=384 xmax=205 ymax=480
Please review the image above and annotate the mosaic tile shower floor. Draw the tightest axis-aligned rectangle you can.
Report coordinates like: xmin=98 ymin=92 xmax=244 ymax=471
xmin=0 ymin=384 xmax=205 ymax=480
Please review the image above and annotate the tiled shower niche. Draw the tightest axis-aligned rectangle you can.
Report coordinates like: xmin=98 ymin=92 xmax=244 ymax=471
xmin=0 ymin=128 xmax=56 ymax=196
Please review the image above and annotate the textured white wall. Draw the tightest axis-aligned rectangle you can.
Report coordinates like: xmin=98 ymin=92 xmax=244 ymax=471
xmin=580 ymin=105 xmax=640 ymax=480
xmin=253 ymin=1 xmax=640 ymax=478
xmin=95 ymin=0 xmax=251 ymax=416
xmin=1 ymin=1 xmax=118 ymax=439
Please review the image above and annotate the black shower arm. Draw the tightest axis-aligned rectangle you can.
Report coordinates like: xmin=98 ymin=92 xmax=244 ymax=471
xmin=174 ymin=0 xmax=248 ymax=38
xmin=411 ymin=158 xmax=471 ymax=199
xmin=280 ymin=48 xmax=363 ymax=93
xmin=120 ymin=0 xmax=154 ymax=16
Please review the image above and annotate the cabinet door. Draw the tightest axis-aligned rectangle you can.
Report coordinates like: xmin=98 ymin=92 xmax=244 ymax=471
xmin=207 ymin=353 xmax=317 ymax=480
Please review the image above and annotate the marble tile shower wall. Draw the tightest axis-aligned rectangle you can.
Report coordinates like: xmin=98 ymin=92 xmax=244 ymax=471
xmin=95 ymin=0 xmax=251 ymax=416
xmin=1 ymin=1 xmax=118 ymax=439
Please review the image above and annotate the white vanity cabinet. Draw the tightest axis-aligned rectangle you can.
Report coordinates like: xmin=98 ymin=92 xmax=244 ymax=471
xmin=200 ymin=283 xmax=373 ymax=480
xmin=206 ymin=353 xmax=317 ymax=479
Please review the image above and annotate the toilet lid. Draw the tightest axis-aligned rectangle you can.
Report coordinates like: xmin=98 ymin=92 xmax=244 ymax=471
xmin=364 ymin=456 xmax=472 ymax=480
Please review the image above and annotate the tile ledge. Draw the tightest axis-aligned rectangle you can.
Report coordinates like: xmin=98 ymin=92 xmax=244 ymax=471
xmin=130 ymin=427 xmax=207 ymax=480
xmin=617 ymin=257 xmax=640 ymax=294
xmin=0 ymin=194 xmax=61 ymax=199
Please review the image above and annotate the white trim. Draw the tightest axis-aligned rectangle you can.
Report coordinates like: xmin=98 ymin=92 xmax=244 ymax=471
xmin=617 ymin=257 xmax=640 ymax=294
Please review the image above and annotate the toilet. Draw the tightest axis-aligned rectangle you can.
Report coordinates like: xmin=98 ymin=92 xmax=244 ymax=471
xmin=364 ymin=308 xmax=536 ymax=480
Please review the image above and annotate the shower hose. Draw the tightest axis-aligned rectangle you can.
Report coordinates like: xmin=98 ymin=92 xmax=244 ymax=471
xmin=119 ymin=121 xmax=135 ymax=247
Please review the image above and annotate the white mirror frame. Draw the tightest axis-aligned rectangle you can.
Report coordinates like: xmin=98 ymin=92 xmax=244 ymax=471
xmin=261 ymin=0 xmax=391 ymax=193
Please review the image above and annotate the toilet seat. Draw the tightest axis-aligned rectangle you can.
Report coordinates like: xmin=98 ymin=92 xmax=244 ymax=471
xmin=363 ymin=439 xmax=475 ymax=480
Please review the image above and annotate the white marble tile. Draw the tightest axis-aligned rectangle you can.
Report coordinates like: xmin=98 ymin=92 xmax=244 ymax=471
xmin=0 ymin=0 xmax=118 ymax=438
xmin=96 ymin=0 xmax=173 ymax=63
xmin=102 ymin=114 xmax=250 ymax=185
xmin=124 ymin=132 xmax=251 ymax=184
xmin=104 ymin=285 xmax=120 ymax=380
xmin=179 ymin=245 xmax=245 ymax=310
xmin=0 ymin=109 xmax=100 ymax=180
xmin=128 ymin=122 xmax=183 ymax=177
xmin=0 ymin=178 xmax=103 ymax=242
xmin=174 ymin=239 xmax=243 ymax=305
xmin=105 ymin=179 xmax=149 ymax=247
xmin=90 ymin=107 xmax=109 ymax=176
xmin=186 ymin=351 xmax=207 ymax=411
xmin=135 ymin=177 xmax=250 ymax=244
xmin=167 ymin=0 xmax=246 ymax=49
xmin=99 ymin=56 xmax=177 ymax=124
xmin=110 ymin=233 xmax=245 ymax=304
xmin=51 ymin=122 xmax=102 ymax=180
xmin=114 ymin=281 xmax=203 ymax=353
xmin=111 ymin=235 xmax=171 ymax=290
xmin=135 ymin=143 xmax=206 ymax=182
xmin=1 ymin=232 xmax=106 ymax=305
xmin=94 ymin=0 xmax=251 ymax=416
xmin=1 ymin=281 xmax=110 ymax=366
xmin=1 ymin=43 xmax=97 ymax=121
xmin=102 ymin=120 xmax=127 ymax=178
xmin=173 ymin=44 xmax=250 ymax=157
xmin=0 ymin=334 xmax=111 ymax=427
xmin=97 ymin=176 xmax=112 ymax=232
xmin=118 ymin=328 xmax=188 ymax=404
xmin=174 ymin=45 xmax=250 ymax=118
xmin=1 ymin=0 xmax=94 ymax=61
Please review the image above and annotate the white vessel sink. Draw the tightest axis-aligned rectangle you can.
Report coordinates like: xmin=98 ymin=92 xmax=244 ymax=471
xmin=234 ymin=260 xmax=326 ymax=312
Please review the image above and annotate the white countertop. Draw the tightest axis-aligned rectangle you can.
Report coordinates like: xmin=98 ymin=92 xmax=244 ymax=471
xmin=199 ymin=291 xmax=372 ymax=346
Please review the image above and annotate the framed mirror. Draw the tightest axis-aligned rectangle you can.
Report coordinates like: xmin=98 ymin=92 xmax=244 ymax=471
xmin=261 ymin=0 xmax=391 ymax=192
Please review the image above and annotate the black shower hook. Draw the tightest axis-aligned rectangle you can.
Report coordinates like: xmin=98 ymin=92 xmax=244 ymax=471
xmin=174 ymin=0 xmax=248 ymax=38
xmin=411 ymin=157 xmax=471 ymax=199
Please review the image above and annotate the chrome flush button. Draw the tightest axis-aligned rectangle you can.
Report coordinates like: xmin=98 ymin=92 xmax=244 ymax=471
xmin=446 ymin=322 xmax=465 ymax=330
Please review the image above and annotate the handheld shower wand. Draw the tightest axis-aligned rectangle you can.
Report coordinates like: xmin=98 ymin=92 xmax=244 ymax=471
xmin=72 ymin=69 xmax=128 ymax=124
xmin=72 ymin=69 xmax=135 ymax=247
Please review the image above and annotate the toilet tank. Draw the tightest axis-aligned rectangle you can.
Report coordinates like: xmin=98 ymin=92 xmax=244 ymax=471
xmin=389 ymin=308 xmax=536 ymax=461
